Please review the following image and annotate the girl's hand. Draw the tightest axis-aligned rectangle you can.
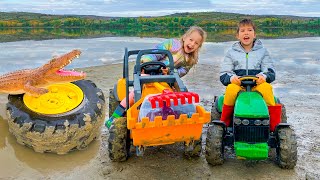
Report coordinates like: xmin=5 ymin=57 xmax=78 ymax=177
xmin=230 ymin=75 xmax=241 ymax=86
xmin=256 ymin=74 xmax=266 ymax=85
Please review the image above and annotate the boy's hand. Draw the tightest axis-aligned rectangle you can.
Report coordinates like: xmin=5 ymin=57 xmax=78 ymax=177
xmin=230 ymin=75 xmax=241 ymax=86
xmin=161 ymin=67 xmax=168 ymax=75
xmin=256 ymin=74 xmax=266 ymax=85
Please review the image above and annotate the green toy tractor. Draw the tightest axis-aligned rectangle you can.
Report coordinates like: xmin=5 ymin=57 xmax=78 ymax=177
xmin=205 ymin=75 xmax=297 ymax=169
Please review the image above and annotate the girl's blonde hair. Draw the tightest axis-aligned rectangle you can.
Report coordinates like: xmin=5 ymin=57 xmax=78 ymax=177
xmin=180 ymin=26 xmax=207 ymax=65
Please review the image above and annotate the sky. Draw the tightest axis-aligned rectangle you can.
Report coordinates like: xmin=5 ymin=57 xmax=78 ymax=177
xmin=0 ymin=0 xmax=319 ymax=17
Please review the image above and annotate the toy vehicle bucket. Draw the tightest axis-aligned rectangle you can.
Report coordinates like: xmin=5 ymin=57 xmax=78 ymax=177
xmin=127 ymin=98 xmax=210 ymax=146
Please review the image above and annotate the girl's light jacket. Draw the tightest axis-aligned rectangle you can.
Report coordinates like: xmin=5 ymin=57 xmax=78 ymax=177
xmin=141 ymin=39 xmax=192 ymax=78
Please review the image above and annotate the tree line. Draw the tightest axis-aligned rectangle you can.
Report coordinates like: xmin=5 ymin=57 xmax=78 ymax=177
xmin=0 ymin=12 xmax=319 ymax=29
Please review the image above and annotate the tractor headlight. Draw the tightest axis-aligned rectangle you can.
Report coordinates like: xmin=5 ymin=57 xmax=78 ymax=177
xmin=254 ymin=119 xmax=262 ymax=126
xmin=234 ymin=118 xmax=241 ymax=125
xmin=242 ymin=119 xmax=250 ymax=125
xmin=262 ymin=119 xmax=270 ymax=125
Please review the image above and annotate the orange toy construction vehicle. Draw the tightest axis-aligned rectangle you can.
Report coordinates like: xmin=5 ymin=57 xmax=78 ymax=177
xmin=108 ymin=49 xmax=210 ymax=161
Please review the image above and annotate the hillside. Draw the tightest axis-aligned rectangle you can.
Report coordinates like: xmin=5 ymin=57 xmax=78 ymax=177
xmin=0 ymin=11 xmax=319 ymax=43
xmin=1 ymin=11 xmax=317 ymax=21
xmin=0 ymin=11 xmax=319 ymax=29
xmin=0 ymin=12 xmax=116 ymax=20
xmin=170 ymin=11 xmax=317 ymax=21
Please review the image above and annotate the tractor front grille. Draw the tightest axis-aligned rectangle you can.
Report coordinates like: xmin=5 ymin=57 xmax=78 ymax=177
xmin=234 ymin=124 xmax=269 ymax=143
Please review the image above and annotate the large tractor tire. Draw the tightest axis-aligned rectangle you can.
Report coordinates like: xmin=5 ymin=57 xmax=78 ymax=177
xmin=108 ymin=117 xmax=131 ymax=162
xmin=6 ymin=80 xmax=105 ymax=154
xmin=276 ymin=126 xmax=297 ymax=169
xmin=205 ymin=124 xmax=224 ymax=165
xmin=184 ymin=138 xmax=202 ymax=158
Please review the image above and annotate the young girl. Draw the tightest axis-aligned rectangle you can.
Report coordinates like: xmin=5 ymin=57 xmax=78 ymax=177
xmin=105 ymin=26 xmax=207 ymax=129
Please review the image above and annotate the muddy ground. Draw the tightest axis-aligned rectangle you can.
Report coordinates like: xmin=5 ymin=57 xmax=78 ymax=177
xmin=0 ymin=62 xmax=319 ymax=180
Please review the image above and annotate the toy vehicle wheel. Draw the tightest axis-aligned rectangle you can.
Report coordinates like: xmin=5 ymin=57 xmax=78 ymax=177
xmin=276 ymin=126 xmax=297 ymax=169
xmin=211 ymin=97 xmax=221 ymax=121
xmin=205 ymin=124 xmax=224 ymax=165
xmin=184 ymin=138 xmax=202 ymax=158
xmin=275 ymin=98 xmax=287 ymax=123
xmin=108 ymin=117 xmax=131 ymax=162
xmin=280 ymin=103 xmax=287 ymax=123
xmin=6 ymin=80 xmax=106 ymax=154
xmin=109 ymin=88 xmax=120 ymax=118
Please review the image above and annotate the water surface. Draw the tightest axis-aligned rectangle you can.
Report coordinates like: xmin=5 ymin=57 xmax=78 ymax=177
xmin=0 ymin=37 xmax=319 ymax=75
xmin=0 ymin=36 xmax=319 ymax=178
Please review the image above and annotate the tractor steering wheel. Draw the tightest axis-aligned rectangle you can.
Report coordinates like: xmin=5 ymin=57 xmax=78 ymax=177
xmin=239 ymin=75 xmax=258 ymax=87
xmin=140 ymin=61 xmax=167 ymax=75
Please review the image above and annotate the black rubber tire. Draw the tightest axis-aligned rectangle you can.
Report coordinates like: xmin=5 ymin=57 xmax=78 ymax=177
xmin=276 ymin=126 xmax=297 ymax=169
xmin=280 ymin=103 xmax=287 ymax=123
xmin=109 ymin=88 xmax=120 ymax=118
xmin=275 ymin=98 xmax=287 ymax=123
xmin=205 ymin=124 xmax=224 ymax=165
xmin=108 ymin=117 xmax=130 ymax=162
xmin=6 ymin=80 xmax=106 ymax=154
xmin=211 ymin=96 xmax=221 ymax=121
xmin=184 ymin=138 xmax=202 ymax=158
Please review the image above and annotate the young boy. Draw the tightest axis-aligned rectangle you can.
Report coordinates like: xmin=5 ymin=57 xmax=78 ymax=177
xmin=219 ymin=18 xmax=279 ymax=127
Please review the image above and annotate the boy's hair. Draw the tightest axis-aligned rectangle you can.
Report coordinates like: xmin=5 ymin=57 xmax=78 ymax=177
xmin=237 ymin=19 xmax=256 ymax=33
xmin=181 ymin=26 xmax=207 ymax=65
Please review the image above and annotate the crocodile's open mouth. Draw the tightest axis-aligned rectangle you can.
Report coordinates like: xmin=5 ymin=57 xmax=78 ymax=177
xmin=53 ymin=50 xmax=86 ymax=77
xmin=56 ymin=69 xmax=86 ymax=77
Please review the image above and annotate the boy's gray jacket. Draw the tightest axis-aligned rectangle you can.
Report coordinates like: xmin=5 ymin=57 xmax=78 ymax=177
xmin=220 ymin=39 xmax=275 ymax=86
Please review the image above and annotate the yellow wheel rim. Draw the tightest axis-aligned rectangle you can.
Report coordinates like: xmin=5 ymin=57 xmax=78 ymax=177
xmin=23 ymin=83 xmax=84 ymax=115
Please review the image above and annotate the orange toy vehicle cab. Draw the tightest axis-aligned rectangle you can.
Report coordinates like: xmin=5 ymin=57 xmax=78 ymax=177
xmin=108 ymin=49 xmax=210 ymax=161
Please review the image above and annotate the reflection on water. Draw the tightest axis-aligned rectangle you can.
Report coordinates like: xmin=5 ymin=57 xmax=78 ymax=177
xmin=0 ymin=27 xmax=319 ymax=43
xmin=0 ymin=117 xmax=9 ymax=150
xmin=0 ymin=114 xmax=100 ymax=176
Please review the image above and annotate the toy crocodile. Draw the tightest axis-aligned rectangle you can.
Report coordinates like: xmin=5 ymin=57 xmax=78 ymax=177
xmin=0 ymin=49 xmax=86 ymax=96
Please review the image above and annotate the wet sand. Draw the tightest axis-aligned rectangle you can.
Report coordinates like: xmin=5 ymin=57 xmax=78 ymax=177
xmin=0 ymin=62 xmax=320 ymax=180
